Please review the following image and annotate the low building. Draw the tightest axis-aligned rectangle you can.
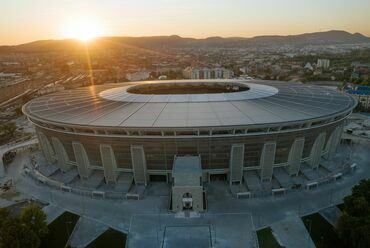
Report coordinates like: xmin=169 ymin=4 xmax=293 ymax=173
xmin=126 ymin=71 xmax=150 ymax=81
xmin=317 ymin=59 xmax=330 ymax=69
xmin=183 ymin=67 xmax=234 ymax=79
xmin=345 ymin=85 xmax=370 ymax=110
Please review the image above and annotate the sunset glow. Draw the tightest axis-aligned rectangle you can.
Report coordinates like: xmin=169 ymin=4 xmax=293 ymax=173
xmin=1 ymin=0 xmax=370 ymax=45
xmin=63 ymin=17 xmax=104 ymax=42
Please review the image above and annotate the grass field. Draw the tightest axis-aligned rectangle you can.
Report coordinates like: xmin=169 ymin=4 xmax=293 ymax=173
xmin=256 ymin=227 xmax=281 ymax=248
xmin=86 ymin=228 xmax=127 ymax=248
xmin=301 ymin=213 xmax=344 ymax=248
xmin=40 ymin=211 xmax=79 ymax=248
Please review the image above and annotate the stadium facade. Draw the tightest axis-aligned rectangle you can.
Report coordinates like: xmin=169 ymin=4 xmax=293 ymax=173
xmin=23 ymin=80 xmax=356 ymax=209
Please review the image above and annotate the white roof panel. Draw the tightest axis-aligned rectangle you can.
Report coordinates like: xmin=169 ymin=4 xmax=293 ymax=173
xmin=24 ymin=79 xmax=356 ymax=128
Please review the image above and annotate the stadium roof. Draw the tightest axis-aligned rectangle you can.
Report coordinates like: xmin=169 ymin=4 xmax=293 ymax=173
xmin=23 ymin=80 xmax=357 ymax=128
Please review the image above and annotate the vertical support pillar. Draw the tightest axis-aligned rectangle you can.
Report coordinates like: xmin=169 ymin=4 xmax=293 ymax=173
xmin=229 ymin=144 xmax=244 ymax=185
xmin=38 ymin=131 xmax=55 ymax=163
xmin=308 ymin=132 xmax=326 ymax=169
xmin=100 ymin=144 xmax=117 ymax=184
xmin=324 ymin=125 xmax=343 ymax=160
xmin=72 ymin=142 xmax=91 ymax=179
xmin=0 ymin=158 xmax=5 ymax=178
xmin=130 ymin=146 xmax=147 ymax=186
xmin=287 ymin=138 xmax=305 ymax=176
xmin=260 ymin=141 xmax=276 ymax=181
xmin=51 ymin=137 xmax=71 ymax=172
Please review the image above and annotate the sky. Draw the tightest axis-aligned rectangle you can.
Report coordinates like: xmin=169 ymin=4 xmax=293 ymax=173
xmin=1 ymin=0 xmax=370 ymax=45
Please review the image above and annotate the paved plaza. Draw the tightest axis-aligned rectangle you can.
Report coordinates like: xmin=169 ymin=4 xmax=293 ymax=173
xmin=69 ymin=217 xmax=109 ymax=248
xmin=271 ymin=215 xmax=315 ymax=248
xmin=1 ymin=140 xmax=369 ymax=247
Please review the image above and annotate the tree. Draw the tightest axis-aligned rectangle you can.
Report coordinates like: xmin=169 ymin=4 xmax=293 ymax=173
xmin=0 ymin=208 xmax=10 ymax=229
xmin=0 ymin=122 xmax=16 ymax=144
xmin=20 ymin=203 xmax=48 ymax=239
xmin=0 ymin=218 xmax=40 ymax=248
xmin=336 ymin=179 xmax=370 ymax=248
xmin=0 ymin=204 xmax=48 ymax=248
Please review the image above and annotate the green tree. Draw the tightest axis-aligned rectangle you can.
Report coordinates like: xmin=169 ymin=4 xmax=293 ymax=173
xmin=20 ymin=203 xmax=48 ymax=239
xmin=336 ymin=179 xmax=370 ymax=248
xmin=0 ymin=208 xmax=10 ymax=228
xmin=0 ymin=204 xmax=48 ymax=248
xmin=0 ymin=122 xmax=16 ymax=143
xmin=0 ymin=218 xmax=40 ymax=248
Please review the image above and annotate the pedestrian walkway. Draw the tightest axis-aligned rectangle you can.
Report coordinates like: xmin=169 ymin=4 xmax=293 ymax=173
xmin=271 ymin=215 xmax=315 ymax=248
xmin=0 ymin=138 xmax=38 ymax=178
xmin=69 ymin=216 xmax=109 ymax=248
xmin=127 ymin=213 xmax=254 ymax=248
xmin=319 ymin=206 xmax=342 ymax=226
xmin=43 ymin=204 xmax=65 ymax=224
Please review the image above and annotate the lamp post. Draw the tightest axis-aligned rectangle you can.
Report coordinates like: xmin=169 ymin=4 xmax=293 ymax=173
xmin=65 ymin=221 xmax=72 ymax=239
xmin=306 ymin=219 xmax=312 ymax=240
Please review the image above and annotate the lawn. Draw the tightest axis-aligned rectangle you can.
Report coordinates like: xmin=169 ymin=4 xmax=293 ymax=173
xmin=256 ymin=227 xmax=281 ymax=248
xmin=86 ymin=228 xmax=127 ymax=248
xmin=40 ymin=211 xmax=79 ymax=248
xmin=301 ymin=213 xmax=344 ymax=248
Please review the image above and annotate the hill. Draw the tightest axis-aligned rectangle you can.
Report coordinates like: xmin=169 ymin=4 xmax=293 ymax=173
xmin=0 ymin=30 xmax=369 ymax=53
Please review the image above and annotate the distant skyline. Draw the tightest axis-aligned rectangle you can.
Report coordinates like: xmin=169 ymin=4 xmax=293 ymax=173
xmin=1 ymin=0 xmax=370 ymax=45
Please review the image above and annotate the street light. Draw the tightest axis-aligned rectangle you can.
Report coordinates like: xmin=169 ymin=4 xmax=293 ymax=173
xmin=321 ymin=235 xmax=324 ymax=247
xmin=306 ymin=219 xmax=312 ymax=240
xmin=65 ymin=221 xmax=72 ymax=239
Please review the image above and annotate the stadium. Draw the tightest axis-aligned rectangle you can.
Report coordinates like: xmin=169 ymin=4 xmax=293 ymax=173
xmin=22 ymin=80 xmax=357 ymax=211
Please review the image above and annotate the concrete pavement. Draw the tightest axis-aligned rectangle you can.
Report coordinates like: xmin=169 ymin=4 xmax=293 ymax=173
xmin=271 ymin=215 xmax=315 ymax=248
xmin=68 ymin=216 xmax=109 ymax=248
xmin=2 ymin=141 xmax=369 ymax=247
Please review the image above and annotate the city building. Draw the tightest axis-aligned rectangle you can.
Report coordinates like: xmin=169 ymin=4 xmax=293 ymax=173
xmin=126 ymin=71 xmax=150 ymax=81
xmin=345 ymin=85 xmax=370 ymax=110
xmin=317 ymin=59 xmax=330 ymax=69
xmin=304 ymin=62 xmax=314 ymax=71
xmin=182 ymin=67 xmax=234 ymax=79
xmin=22 ymin=79 xmax=356 ymax=211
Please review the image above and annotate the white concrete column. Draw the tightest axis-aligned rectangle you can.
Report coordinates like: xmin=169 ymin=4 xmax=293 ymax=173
xmin=324 ymin=125 xmax=343 ymax=160
xmin=308 ymin=132 xmax=326 ymax=169
xmin=0 ymin=158 xmax=5 ymax=178
xmin=130 ymin=146 xmax=147 ymax=185
xmin=51 ymin=137 xmax=71 ymax=172
xmin=37 ymin=131 xmax=55 ymax=163
xmin=287 ymin=138 xmax=305 ymax=176
xmin=260 ymin=141 xmax=276 ymax=181
xmin=100 ymin=144 xmax=117 ymax=184
xmin=229 ymin=144 xmax=244 ymax=185
xmin=72 ymin=142 xmax=91 ymax=178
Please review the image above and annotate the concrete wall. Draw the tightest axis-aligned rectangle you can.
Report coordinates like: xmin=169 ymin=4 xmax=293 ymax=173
xmin=51 ymin=137 xmax=71 ymax=172
xmin=72 ymin=142 xmax=91 ymax=178
xmin=287 ymin=138 xmax=305 ymax=176
xmin=260 ymin=142 xmax=276 ymax=181
xmin=324 ymin=125 xmax=343 ymax=160
xmin=37 ymin=131 xmax=55 ymax=163
xmin=308 ymin=132 xmax=326 ymax=168
xmin=229 ymin=144 xmax=244 ymax=184
xmin=35 ymin=120 xmax=343 ymax=181
xmin=100 ymin=144 xmax=118 ymax=184
xmin=130 ymin=146 xmax=147 ymax=185
xmin=36 ymin=121 xmax=341 ymax=171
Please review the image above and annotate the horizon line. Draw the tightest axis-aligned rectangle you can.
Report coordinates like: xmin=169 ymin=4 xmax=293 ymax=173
xmin=1 ymin=29 xmax=369 ymax=47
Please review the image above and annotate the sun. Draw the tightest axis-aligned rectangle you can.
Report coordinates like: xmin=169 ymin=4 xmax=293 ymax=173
xmin=64 ymin=17 xmax=104 ymax=42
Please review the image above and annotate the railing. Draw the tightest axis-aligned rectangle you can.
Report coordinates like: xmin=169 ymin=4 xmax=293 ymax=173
xmin=24 ymin=167 xmax=132 ymax=200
